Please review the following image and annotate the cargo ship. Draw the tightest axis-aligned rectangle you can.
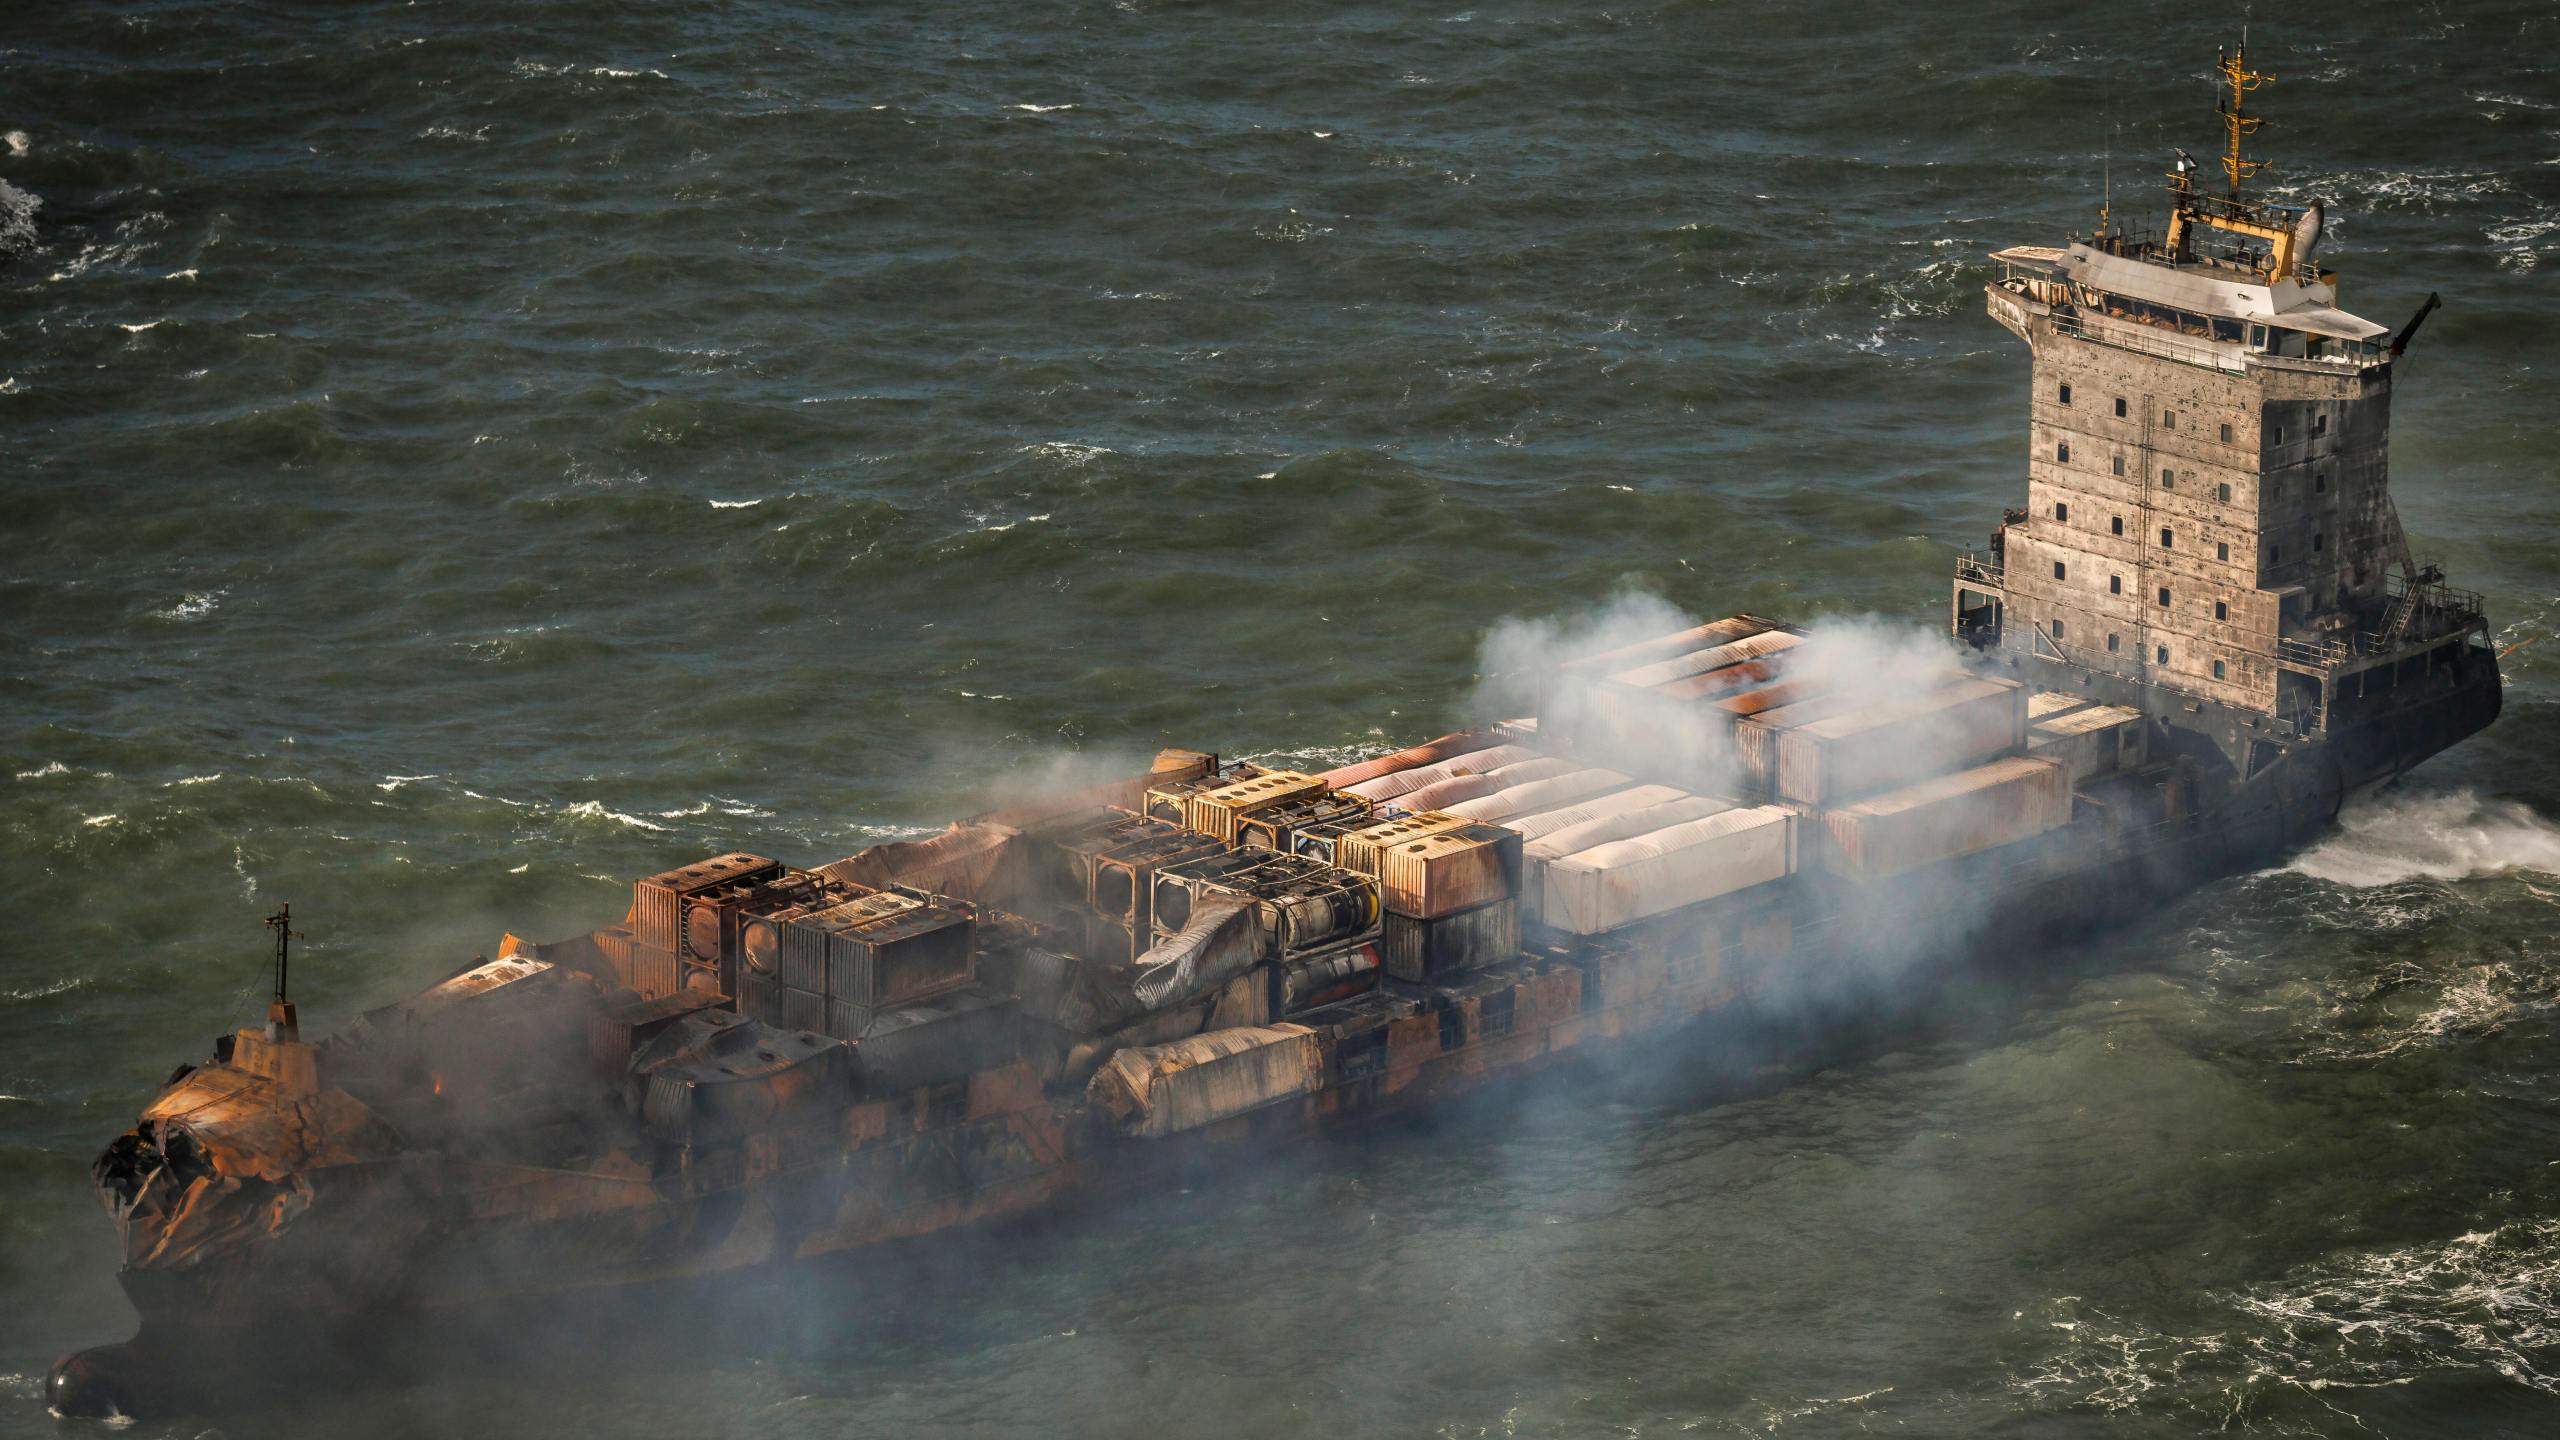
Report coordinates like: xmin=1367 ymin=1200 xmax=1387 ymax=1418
xmin=50 ymin=47 xmax=2502 ymax=1419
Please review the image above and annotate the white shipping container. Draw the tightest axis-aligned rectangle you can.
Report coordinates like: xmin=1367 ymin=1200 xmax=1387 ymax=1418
xmin=1540 ymin=806 xmax=1798 ymax=936
xmin=1506 ymin=784 xmax=1692 ymax=841
xmin=1821 ymin=754 xmax=2071 ymax=882
xmin=1606 ymin=629 xmax=1804 ymax=692
xmin=1397 ymin=756 xmax=1577 ymax=813
xmin=1342 ymin=744 xmax=1537 ymax=802
xmin=1444 ymin=767 xmax=1632 ymax=824
xmin=1520 ymin=794 xmax=1734 ymax=918
xmin=2028 ymin=704 xmax=2146 ymax=785
xmin=1775 ymin=677 xmax=2026 ymax=806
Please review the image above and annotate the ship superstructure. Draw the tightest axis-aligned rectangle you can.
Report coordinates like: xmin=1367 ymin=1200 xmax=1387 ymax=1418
xmin=50 ymin=47 xmax=2504 ymax=1421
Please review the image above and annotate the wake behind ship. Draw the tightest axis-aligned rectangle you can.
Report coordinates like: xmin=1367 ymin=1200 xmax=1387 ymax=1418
xmin=51 ymin=47 xmax=2501 ymax=1420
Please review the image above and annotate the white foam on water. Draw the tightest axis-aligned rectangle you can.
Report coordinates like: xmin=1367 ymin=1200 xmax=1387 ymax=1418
xmin=708 ymin=498 xmax=762 ymax=508
xmin=14 ymin=761 xmax=72 ymax=780
xmin=558 ymin=800 xmax=670 ymax=832
xmin=81 ymin=813 xmax=117 ymax=828
xmin=1011 ymin=103 xmax=1074 ymax=113
xmin=3 ymin=130 xmax=27 ymax=157
xmin=162 ymin=268 xmax=197 ymax=281
xmin=2288 ymin=787 xmax=2560 ymax=887
xmin=166 ymin=773 xmax=221 ymax=786
xmin=152 ymin=590 xmax=222 ymax=621
xmin=116 ymin=319 xmax=161 ymax=334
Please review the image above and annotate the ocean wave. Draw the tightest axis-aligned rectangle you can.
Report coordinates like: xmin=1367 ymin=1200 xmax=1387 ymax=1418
xmin=2287 ymin=787 xmax=2560 ymax=887
xmin=557 ymin=800 xmax=670 ymax=832
xmin=0 ymin=179 xmax=37 ymax=257
xmin=150 ymin=590 xmax=223 ymax=622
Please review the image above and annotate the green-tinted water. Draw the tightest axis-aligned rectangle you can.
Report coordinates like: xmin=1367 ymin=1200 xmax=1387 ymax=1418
xmin=7 ymin=2 xmax=2560 ymax=1433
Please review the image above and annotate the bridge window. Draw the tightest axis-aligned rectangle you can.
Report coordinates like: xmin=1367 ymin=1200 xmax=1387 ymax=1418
xmin=2115 ymin=397 xmax=2127 ymax=417
xmin=2160 ymin=527 xmax=2174 ymax=548
xmin=2051 ymin=619 xmax=2065 ymax=639
xmin=2220 ymin=422 xmax=2234 ymax=443
xmin=2214 ymin=660 xmax=2227 ymax=680
xmin=2217 ymin=541 xmax=2230 ymax=561
xmin=2157 ymin=644 xmax=2171 ymax=664
xmin=2217 ymin=482 xmax=2232 ymax=502
xmin=2314 ymin=532 xmax=2325 ymax=552
xmin=2053 ymin=561 xmax=2067 ymax=580
xmin=2112 ymin=516 xmax=2125 ymax=535
xmin=2163 ymin=409 xmax=2177 ymax=428
xmin=2113 ymin=454 xmax=2126 ymax=476
xmin=2157 ymin=586 xmax=2171 ymax=607
xmin=2107 ymin=633 xmax=2120 ymax=652
xmin=2315 ymin=414 xmax=2328 ymax=435
xmin=2315 ymin=473 xmax=2327 ymax=494
xmin=2162 ymin=469 xmax=2176 ymax=487
xmin=2057 ymin=441 xmax=2070 ymax=463
xmin=2059 ymin=383 xmax=2073 ymax=405
xmin=2275 ymin=426 xmax=2284 ymax=444
xmin=2055 ymin=502 xmax=2069 ymax=521
xmin=2110 ymin=575 xmax=2122 ymax=594
xmin=2271 ymin=545 xmax=2281 ymax=564
xmin=2215 ymin=600 xmax=2229 ymax=621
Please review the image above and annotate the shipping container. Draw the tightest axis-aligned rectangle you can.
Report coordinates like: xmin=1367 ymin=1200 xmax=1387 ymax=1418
xmin=1086 ymin=1024 xmax=1323 ymax=1138
xmin=1187 ymin=770 xmax=1331 ymax=842
xmin=738 ymin=972 xmax=783 ymax=1029
xmin=1330 ymin=811 xmax=1472 ymax=877
xmin=1142 ymin=764 xmax=1258 ymax=827
xmin=1607 ymin=628 xmax=1805 ymax=694
xmin=638 ymin=1026 xmax=851 ymax=1147
xmin=1774 ymin=676 xmax=2027 ymax=806
xmin=1234 ymin=792 xmax=1374 ymax=853
xmin=2028 ymin=689 xmax=2098 ymax=722
xmin=775 ymin=892 xmax=924 ymax=994
xmin=778 ymin=985 xmax=825 ymax=1035
xmin=1505 ymin=784 xmax=1692 ymax=842
xmin=1819 ymin=754 xmax=2072 ymax=882
xmin=1540 ymin=616 xmax=1778 ymax=747
xmin=1519 ymin=795 xmax=1734 ymax=917
xmin=2028 ymin=703 xmax=2148 ymax=785
xmin=1541 ymin=807 xmax=1798 ymax=936
xmin=1377 ymin=823 xmax=1524 ymax=919
xmin=1043 ymin=811 xmax=1179 ymax=918
xmin=1279 ymin=943 xmax=1383 ymax=1013
xmin=1318 ymin=731 xmax=1506 ymax=791
xmin=853 ymin=985 xmax=1022 ymax=1096
xmin=820 ymin=906 xmax=977 ymax=1030
xmin=1341 ymin=744 xmax=1537 ymax=803
xmin=1442 ymin=766 xmax=1631 ymax=825
xmin=1091 ymin=829 xmax=1226 ymax=932
xmin=630 ymin=852 xmax=785 ymax=954
xmin=1734 ymin=692 xmax=1864 ymax=793
xmin=1380 ymin=897 xmax=1522 ymax=982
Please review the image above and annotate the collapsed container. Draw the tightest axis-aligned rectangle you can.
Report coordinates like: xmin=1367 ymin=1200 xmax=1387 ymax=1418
xmin=853 ymin=984 xmax=1022 ymax=1095
xmin=1087 ymin=1024 xmax=1323 ymax=1138
xmin=1443 ymin=766 xmax=1632 ymax=825
xmin=1381 ymin=898 xmax=1522 ymax=982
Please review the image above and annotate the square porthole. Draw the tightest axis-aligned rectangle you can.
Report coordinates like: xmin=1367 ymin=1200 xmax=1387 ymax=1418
xmin=2156 ymin=644 xmax=2170 ymax=664
xmin=2162 ymin=468 xmax=2176 ymax=487
xmin=2220 ymin=422 xmax=2233 ymax=443
xmin=2054 ymin=561 xmax=2067 ymax=580
xmin=2217 ymin=482 xmax=2232 ymax=502
xmin=2113 ymin=454 xmax=2126 ymax=476
xmin=2160 ymin=527 xmax=2174 ymax=548
xmin=2106 ymin=633 xmax=2120 ymax=652
xmin=2217 ymin=542 xmax=2230 ymax=561
xmin=2214 ymin=600 xmax=2228 ymax=621
xmin=2111 ymin=516 xmax=2124 ymax=535
xmin=2214 ymin=660 xmax=2227 ymax=680
xmin=2109 ymin=575 xmax=2122 ymax=595
xmin=2055 ymin=502 xmax=2069 ymax=521
xmin=2114 ymin=397 xmax=2127 ymax=417
xmin=2050 ymin=619 xmax=2065 ymax=639
xmin=2059 ymin=383 xmax=2073 ymax=405
xmin=2057 ymin=442 xmax=2071 ymax=463
xmin=2163 ymin=409 xmax=2177 ymax=428
xmin=2157 ymin=586 xmax=2171 ymax=607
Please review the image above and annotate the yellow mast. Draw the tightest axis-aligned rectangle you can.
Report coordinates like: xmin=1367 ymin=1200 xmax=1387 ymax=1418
xmin=2216 ymin=42 xmax=2272 ymax=197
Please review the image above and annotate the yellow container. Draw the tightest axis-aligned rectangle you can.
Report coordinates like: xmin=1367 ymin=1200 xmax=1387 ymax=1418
xmin=1377 ymin=825 xmax=1522 ymax=919
xmin=1185 ymin=770 xmax=1330 ymax=842
xmin=1331 ymin=811 xmax=1471 ymax=877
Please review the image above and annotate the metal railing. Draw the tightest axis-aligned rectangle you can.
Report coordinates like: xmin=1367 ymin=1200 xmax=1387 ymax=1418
xmin=2048 ymin=307 xmax=2248 ymax=375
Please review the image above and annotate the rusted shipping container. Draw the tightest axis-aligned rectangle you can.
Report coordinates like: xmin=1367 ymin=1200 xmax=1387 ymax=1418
xmin=1540 ymin=806 xmax=1798 ymax=936
xmin=1087 ymin=1024 xmax=1323 ymax=1139
xmin=630 ymin=852 xmax=784 ymax=954
xmin=1331 ymin=811 xmax=1472 ymax=877
xmin=775 ymin=892 xmax=923 ymax=995
xmin=819 ymin=907 xmax=977 ymax=1025
xmin=1234 ymin=792 xmax=1373 ymax=853
xmin=778 ymin=985 xmax=825 ymax=1035
xmin=852 ymin=985 xmax=1022 ymax=1096
xmin=1443 ymin=766 xmax=1632 ymax=825
xmin=1381 ymin=898 xmax=1522 ymax=982
xmin=2028 ymin=703 xmax=2148 ymax=785
xmin=1774 ymin=677 xmax=2027 ymax=807
xmin=1377 ymin=823 xmax=1523 ymax=919
xmin=1318 ymin=731 xmax=1505 ymax=791
xmin=1186 ymin=770 xmax=1330 ymax=842
xmin=1539 ymin=615 xmax=1778 ymax=746
xmin=1819 ymin=754 xmax=2072 ymax=881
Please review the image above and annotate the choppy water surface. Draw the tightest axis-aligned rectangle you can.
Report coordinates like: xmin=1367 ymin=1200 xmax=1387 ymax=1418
xmin=7 ymin=1 xmax=2560 ymax=1433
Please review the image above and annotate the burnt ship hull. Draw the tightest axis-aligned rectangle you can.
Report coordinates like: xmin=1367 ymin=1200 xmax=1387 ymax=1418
xmin=60 ymin=659 xmax=2498 ymax=1419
